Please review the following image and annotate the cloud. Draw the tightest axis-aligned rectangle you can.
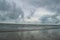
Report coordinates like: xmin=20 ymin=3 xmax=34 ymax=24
xmin=0 ymin=0 xmax=24 ymax=22
xmin=26 ymin=0 xmax=60 ymax=24
xmin=0 ymin=0 xmax=60 ymax=24
xmin=30 ymin=7 xmax=56 ymax=23
xmin=27 ymin=0 xmax=60 ymax=13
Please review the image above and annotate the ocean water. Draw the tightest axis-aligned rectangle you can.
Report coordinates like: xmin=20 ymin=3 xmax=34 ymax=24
xmin=0 ymin=24 xmax=60 ymax=40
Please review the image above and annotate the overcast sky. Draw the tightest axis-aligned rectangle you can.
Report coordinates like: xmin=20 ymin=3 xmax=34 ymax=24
xmin=0 ymin=0 xmax=60 ymax=24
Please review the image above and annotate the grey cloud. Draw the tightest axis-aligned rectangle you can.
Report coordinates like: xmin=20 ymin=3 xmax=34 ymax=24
xmin=0 ymin=0 xmax=24 ymax=22
xmin=0 ymin=0 xmax=60 ymax=24
xmin=28 ymin=0 xmax=60 ymax=11
xmin=28 ymin=0 xmax=60 ymax=24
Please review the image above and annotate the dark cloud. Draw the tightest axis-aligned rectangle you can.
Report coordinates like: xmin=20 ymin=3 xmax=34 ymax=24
xmin=0 ymin=0 xmax=60 ymax=23
xmin=25 ymin=0 xmax=60 ymax=24
xmin=0 ymin=0 xmax=24 ymax=22
xmin=28 ymin=0 xmax=60 ymax=12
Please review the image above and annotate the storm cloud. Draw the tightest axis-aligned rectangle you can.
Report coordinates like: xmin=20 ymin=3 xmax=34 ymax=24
xmin=26 ymin=0 xmax=60 ymax=24
xmin=0 ymin=0 xmax=60 ymax=24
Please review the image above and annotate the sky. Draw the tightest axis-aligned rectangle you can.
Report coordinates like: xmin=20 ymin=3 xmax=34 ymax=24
xmin=0 ymin=0 xmax=60 ymax=24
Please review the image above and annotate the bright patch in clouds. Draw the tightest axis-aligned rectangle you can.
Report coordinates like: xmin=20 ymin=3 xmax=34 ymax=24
xmin=24 ymin=17 xmax=39 ymax=22
xmin=24 ymin=7 xmax=55 ymax=22
xmin=33 ymin=7 xmax=55 ymax=18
